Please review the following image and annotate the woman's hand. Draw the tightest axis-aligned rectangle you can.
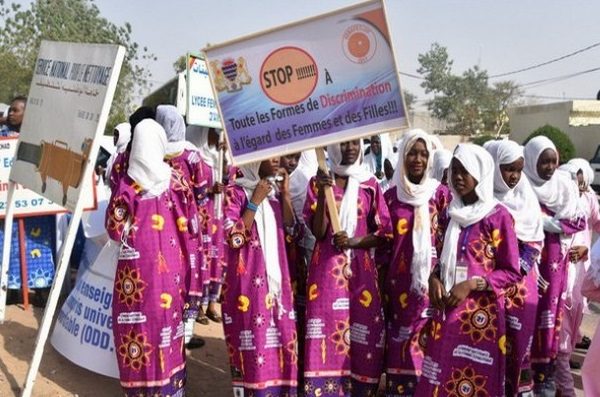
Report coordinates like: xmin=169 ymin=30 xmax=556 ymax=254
xmin=428 ymin=275 xmax=446 ymax=310
xmin=445 ymin=280 xmax=475 ymax=307
xmin=277 ymin=168 xmax=290 ymax=195
xmin=315 ymin=169 xmax=334 ymax=192
xmin=333 ymin=231 xmax=352 ymax=250
xmin=250 ymin=179 xmax=272 ymax=205
xmin=569 ymin=245 xmax=589 ymax=263
xmin=211 ymin=182 xmax=224 ymax=195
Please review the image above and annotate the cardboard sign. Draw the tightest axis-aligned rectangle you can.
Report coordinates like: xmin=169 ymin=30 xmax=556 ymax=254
xmin=204 ymin=0 xmax=408 ymax=165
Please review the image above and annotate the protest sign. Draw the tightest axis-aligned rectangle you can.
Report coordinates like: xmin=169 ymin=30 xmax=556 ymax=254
xmin=10 ymin=41 xmax=123 ymax=209
xmin=51 ymin=240 xmax=119 ymax=379
xmin=187 ymin=53 xmax=222 ymax=128
xmin=0 ymin=137 xmax=96 ymax=217
xmin=204 ymin=0 xmax=407 ymax=165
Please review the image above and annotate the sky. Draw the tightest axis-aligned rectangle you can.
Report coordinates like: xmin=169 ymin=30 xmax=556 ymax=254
xmin=12 ymin=0 xmax=600 ymax=108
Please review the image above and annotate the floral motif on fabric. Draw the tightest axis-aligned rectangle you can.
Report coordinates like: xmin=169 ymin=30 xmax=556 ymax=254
xmin=445 ymin=365 xmax=489 ymax=397
xmin=330 ymin=318 xmax=350 ymax=357
xmin=115 ymin=266 xmax=146 ymax=306
xmin=118 ymin=329 xmax=153 ymax=371
xmin=458 ymin=295 xmax=498 ymax=344
xmin=469 ymin=229 xmax=502 ymax=272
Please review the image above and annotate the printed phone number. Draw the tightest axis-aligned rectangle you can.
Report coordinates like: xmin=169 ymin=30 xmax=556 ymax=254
xmin=0 ymin=198 xmax=54 ymax=210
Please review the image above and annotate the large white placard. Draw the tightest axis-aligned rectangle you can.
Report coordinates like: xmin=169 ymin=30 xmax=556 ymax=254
xmin=10 ymin=40 xmax=124 ymax=210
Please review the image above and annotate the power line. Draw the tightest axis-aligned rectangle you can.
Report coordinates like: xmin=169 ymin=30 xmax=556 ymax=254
xmin=399 ymin=71 xmax=424 ymax=80
xmin=490 ymin=41 xmax=600 ymax=78
xmin=519 ymin=66 xmax=600 ymax=89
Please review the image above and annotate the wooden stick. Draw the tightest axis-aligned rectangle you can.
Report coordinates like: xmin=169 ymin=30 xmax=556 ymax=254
xmin=214 ymin=129 xmax=225 ymax=221
xmin=18 ymin=218 xmax=29 ymax=311
xmin=315 ymin=147 xmax=341 ymax=234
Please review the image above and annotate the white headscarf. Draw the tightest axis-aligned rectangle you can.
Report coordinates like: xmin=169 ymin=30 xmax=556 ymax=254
xmin=568 ymin=158 xmax=594 ymax=191
xmin=523 ymin=136 xmax=579 ymax=220
xmin=432 ymin=149 xmax=452 ymax=182
xmin=393 ymin=129 xmax=440 ymax=294
xmin=186 ymin=125 xmax=219 ymax=181
xmin=114 ymin=122 xmax=131 ymax=152
xmin=127 ymin=119 xmax=171 ymax=196
xmin=327 ymin=141 xmax=372 ymax=240
xmin=364 ymin=133 xmax=394 ymax=179
xmin=235 ymin=162 xmax=283 ymax=316
xmin=440 ymin=144 xmax=498 ymax=292
xmin=289 ymin=150 xmax=318 ymax=222
xmin=156 ymin=105 xmax=195 ymax=155
xmin=487 ymin=140 xmax=545 ymax=242
xmin=105 ymin=123 xmax=131 ymax=180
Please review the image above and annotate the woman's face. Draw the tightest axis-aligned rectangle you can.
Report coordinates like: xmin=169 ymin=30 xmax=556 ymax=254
xmin=499 ymin=157 xmax=524 ymax=189
xmin=113 ymin=130 xmax=119 ymax=146
xmin=577 ymin=170 xmax=586 ymax=192
xmin=369 ymin=136 xmax=381 ymax=156
xmin=258 ymin=157 xmax=280 ymax=178
xmin=405 ymin=139 xmax=429 ymax=181
xmin=450 ymin=158 xmax=477 ymax=199
xmin=280 ymin=153 xmax=301 ymax=174
xmin=340 ymin=140 xmax=361 ymax=165
xmin=536 ymin=148 xmax=558 ymax=181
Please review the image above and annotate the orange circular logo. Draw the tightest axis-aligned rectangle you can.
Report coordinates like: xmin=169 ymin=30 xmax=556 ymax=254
xmin=342 ymin=24 xmax=377 ymax=64
xmin=260 ymin=46 xmax=318 ymax=105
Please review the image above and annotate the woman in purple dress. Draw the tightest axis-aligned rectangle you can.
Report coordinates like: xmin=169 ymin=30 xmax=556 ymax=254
xmin=303 ymin=140 xmax=392 ymax=397
xmin=382 ymin=129 xmax=450 ymax=397
xmin=523 ymin=136 xmax=586 ymax=395
xmin=416 ymin=144 xmax=521 ymax=396
xmin=186 ymin=125 xmax=227 ymax=324
xmin=156 ymin=105 xmax=204 ymax=344
xmin=222 ymin=158 xmax=298 ymax=397
xmin=486 ymin=140 xmax=545 ymax=396
xmin=106 ymin=119 xmax=197 ymax=396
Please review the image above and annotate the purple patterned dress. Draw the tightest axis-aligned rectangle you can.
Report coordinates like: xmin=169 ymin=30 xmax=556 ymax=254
xmin=192 ymin=158 xmax=226 ymax=304
xmin=222 ymin=185 xmax=298 ymax=397
xmin=106 ymin=172 xmax=198 ymax=396
xmin=415 ymin=204 xmax=521 ymax=397
xmin=165 ymin=149 xmax=205 ymax=317
xmin=531 ymin=205 xmax=585 ymax=386
xmin=383 ymin=184 xmax=450 ymax=397
xmin=302 ymin=177 xmax=392 ymax=397
xmin=504 ymin=240 xmax=542 ymax=396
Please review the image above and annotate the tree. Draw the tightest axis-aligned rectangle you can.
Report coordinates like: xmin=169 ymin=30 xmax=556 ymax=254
xmin=402 ymin=90 xmax=417 ymax=115
xmin=173 ymin=55 xmax=186 ymax=74
xmin=417 ymin=43 xmax=521 ymax=135
xmin=0 ymin=0 xmax=156 ymax=132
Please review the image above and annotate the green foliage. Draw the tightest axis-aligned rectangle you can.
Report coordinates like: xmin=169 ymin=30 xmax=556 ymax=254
xmin=524 ymin=124 xmax=576 ymax=163
xmin=173 ymin=55 xmax=187 ymax=74
xmin=0 ymin=0 xmax=156 ymax=132
xmin=417 ymin=43 xmax=521 ymax=136
xmin=471 ymin=134 xmax=496 ymax=146
xmin=402 ymin=90 xmax=417 ymax=114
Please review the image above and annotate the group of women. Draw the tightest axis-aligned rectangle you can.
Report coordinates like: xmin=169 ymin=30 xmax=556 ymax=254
xmin=105 ymin=104 xmax=598 ymax=397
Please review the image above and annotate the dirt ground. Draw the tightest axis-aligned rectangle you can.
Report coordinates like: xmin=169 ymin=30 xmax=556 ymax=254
xmin=1 ymin=302 xmax=598 ymax=396
xmin=0 ymin=304 xmax=233 ymax=397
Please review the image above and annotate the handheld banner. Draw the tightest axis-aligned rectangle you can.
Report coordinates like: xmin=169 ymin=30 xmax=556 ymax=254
xmin=204 ymin=0 xmax=407 ymax=165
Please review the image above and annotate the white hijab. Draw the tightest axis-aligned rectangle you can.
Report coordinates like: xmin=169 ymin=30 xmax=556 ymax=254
xmin=289 ymin=150 xmax=318 ymax=221
xmin=487 ymin=140 xmax=545 ymax=242
xmin=327 ymin=141 xmax=372 ymax=240
xmin=105 ymin=123 xmax=131 ymax=180
xmin=127 ymin=119 xmax=172 ymax=196
xmin=235 ymin=162 xmax=283 ymax=316
xmin=440 ymin=144 xmax=498 ymax=292
xmin=523 ymin=136 xmax=579 ymax=220
xmin=364 ymin=133 xmax=394 ymax=179
xmin=568 ymin=158 xmax=594 ymax=191
xmin=432 ymin=149 xmax=452 ymax=182
xmin=156 ymin=105 xmax=196 ymax=155
xmin=393 ymin=129 xmax=440 ymax=294
xmin=186 ymin=125 xmax=220 ymax=181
